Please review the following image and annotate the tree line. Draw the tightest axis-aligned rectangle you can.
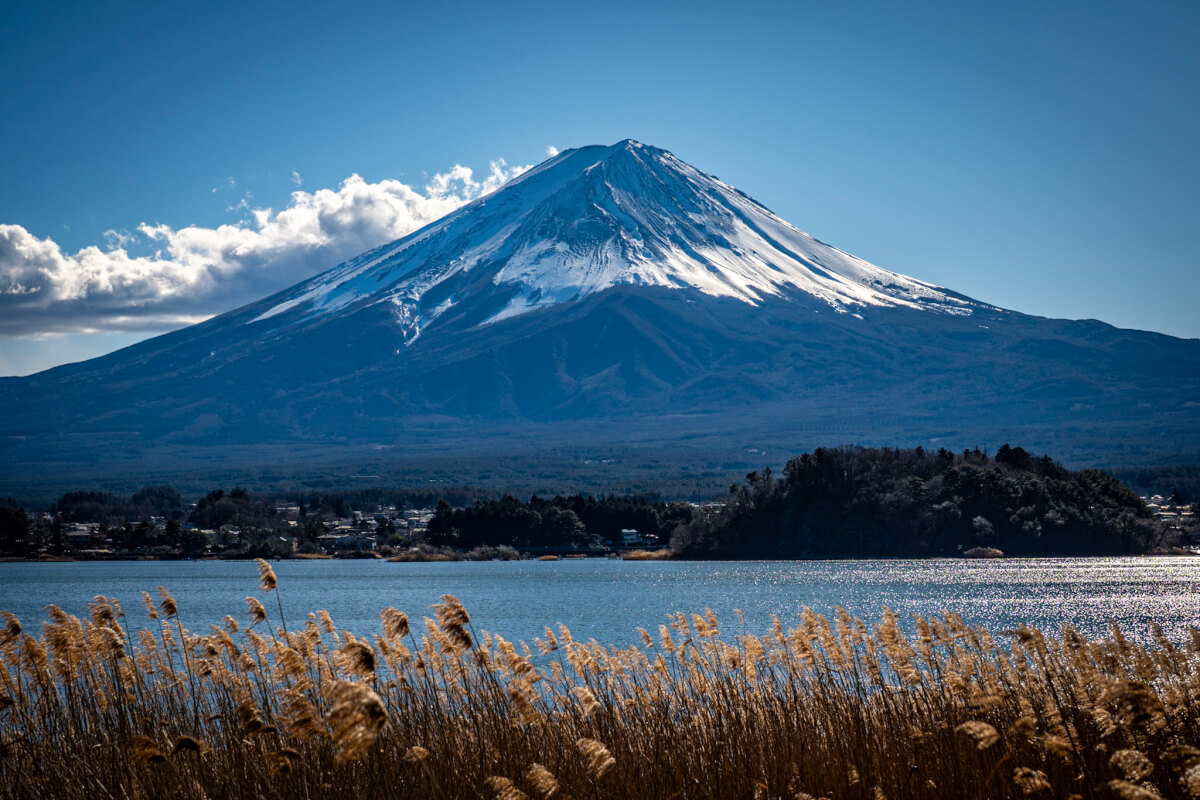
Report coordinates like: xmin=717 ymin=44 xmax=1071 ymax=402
xmin=1108 ymin=463 xmax=1200 ymax=504
xmin=426 ymin=494 xmax=695 ymax=551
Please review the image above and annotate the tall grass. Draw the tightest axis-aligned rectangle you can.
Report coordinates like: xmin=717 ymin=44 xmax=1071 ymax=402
xmin=2 ymin=560 xmax=1199 ymax=799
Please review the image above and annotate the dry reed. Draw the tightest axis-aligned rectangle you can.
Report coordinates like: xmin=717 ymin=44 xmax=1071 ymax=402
xmin=1 ymin=572 xmax=1199 ymax=799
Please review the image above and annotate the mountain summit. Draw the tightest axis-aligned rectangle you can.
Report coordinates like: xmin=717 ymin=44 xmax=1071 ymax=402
xmin=1 ymin=140 xmax=1197 ymax=491
xmin=251 ymin=139 xmax=978 ymax=345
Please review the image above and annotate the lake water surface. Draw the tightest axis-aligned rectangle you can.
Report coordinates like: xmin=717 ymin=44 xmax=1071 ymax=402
xmin=2 ymin=557 xmax=1198 ymax=646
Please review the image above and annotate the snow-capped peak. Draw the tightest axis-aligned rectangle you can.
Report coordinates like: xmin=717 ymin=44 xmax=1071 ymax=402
xmin=251 ymin=139 xmax=979 ymax=340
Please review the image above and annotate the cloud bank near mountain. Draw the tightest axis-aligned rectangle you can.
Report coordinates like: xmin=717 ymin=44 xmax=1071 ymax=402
xmin=0 ymin=160 xmax=528 ymax=337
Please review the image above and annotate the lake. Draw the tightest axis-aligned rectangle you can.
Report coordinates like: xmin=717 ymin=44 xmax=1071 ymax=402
xmin=2 ymin=557 xmax=1198 ymax=646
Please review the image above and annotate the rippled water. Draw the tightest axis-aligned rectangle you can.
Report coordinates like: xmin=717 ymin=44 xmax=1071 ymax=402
xmin=2 ymin=557 xmax=1198 ymax=646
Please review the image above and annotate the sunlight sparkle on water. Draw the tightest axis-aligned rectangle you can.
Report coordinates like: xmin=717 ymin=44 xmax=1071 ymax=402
xmin=2 ymin=557 xmax=1197 ymax=648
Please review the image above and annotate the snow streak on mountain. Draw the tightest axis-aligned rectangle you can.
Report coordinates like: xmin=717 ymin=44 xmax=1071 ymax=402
xmin=251 ymin=140 xmax=981 ymax=343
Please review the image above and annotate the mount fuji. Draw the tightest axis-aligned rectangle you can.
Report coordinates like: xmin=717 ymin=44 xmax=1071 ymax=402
xmin=2 ymin=140 xmax=1198 ymax=492
xmin=248 ymin=140 xmax=979 ymax=338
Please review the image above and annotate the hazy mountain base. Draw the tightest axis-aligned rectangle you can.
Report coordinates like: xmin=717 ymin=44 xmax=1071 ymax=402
xmin=3 ymin=409 xmax=1198 ymax=505
xmin=4 ymin=282 xmax=1199 ymax=504
xmin=8 ymin=289 xmax=1199 ymax=432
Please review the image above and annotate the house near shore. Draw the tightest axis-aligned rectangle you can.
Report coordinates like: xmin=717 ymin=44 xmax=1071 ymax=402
xmin=1143 ymin=495 xmax=1195 ymax=524
xmin=317 ymin=532 xmax=377 ymax=553
xmin=619 ymin=529 xmax=654 ymax=549
xmin=64 ymin=523 xmax=99 ymax=547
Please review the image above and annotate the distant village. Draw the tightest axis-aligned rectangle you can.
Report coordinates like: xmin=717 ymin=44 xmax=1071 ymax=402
xmin=52 ymin=503 xmax=438 ymax=560
xmin=0 ymin=488 xmax=679 ymax=561
xmin=1144 ymin=494 xmax=1197 ymax=544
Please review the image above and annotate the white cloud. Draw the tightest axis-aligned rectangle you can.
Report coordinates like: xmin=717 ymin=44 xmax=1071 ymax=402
xmin=0 ymin=159 xmax=529 ymax=337
xmin=225 ymin=192 xmax=254 ymax=213
xmin=546 ymin=145 xmax=559 ymax=157
xmin=102 ymin=229 xmax=137 ymax=249
xmin=291 ymin=170 xmax=303 ymax=187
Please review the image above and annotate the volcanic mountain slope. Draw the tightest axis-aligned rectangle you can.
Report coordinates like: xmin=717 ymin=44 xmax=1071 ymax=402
xmin=1 ymin=140 xmax=1198 ymax=489
xmin=243 ymin=140 xmax=980 ymax=337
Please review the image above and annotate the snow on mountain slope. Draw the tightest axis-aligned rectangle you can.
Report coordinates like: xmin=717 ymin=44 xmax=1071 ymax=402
xmin=250 ymin=140 xmax=982 ymax=342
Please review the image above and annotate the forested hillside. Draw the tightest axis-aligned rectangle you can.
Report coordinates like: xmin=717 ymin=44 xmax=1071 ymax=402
xmin=672 ymin=445 xmax=1161 ymax=558
xmin=426 ymin=494 xmax=693 ymax=551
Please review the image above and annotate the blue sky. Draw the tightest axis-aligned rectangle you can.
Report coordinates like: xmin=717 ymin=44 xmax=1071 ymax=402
xmin=2 ymin=0 xmax=1197 ymax=375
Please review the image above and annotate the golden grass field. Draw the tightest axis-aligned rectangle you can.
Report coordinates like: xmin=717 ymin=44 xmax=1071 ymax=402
xmin=2 ymin=560 xmax=1199 ymax=799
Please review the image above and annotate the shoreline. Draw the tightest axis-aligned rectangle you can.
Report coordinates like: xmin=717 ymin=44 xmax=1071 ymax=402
xmin=3 ymin=550 xmax=1198 ymax=564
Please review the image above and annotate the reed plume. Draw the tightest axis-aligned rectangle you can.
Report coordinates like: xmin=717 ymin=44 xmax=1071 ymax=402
xmin=172 ymin=735 xmax=205 ymax=755
xmin=337 ymin=640 xmax=377 ymax=679
xmin=156 ymin=586 xmax=177 ymax=618
xmin=485 ymin=776 xmax=528 ymax=800
xmin=525 ymin=763 xmax=560 ymax=798
xmin=0 ymin=612 xmax=20 ymax=644
xmin=128 ymin=734 xmax=167 ymax=766
xmin=433 ymin=594 xmax=473 ymax=650
xmin=403 ymin=745 xmax=430 ymax=762
xmin=244 ymin=597 xmax=267 ymax=626
xmin=255 ymin=559 xmax=277 ymax=592
xmin=576 ymin=737 xmax=616 ymax=779
xmin=326 ymin=679 xmax=387 ymax=762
